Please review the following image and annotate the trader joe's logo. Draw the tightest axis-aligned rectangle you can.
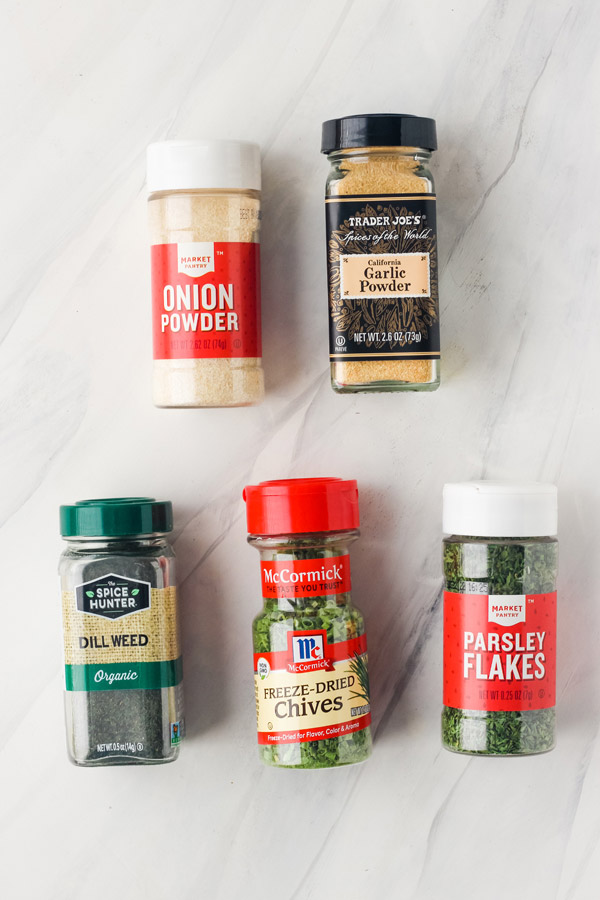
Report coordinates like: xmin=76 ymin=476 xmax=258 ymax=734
xmin=75 ymin=574 xmax=151 ymax=620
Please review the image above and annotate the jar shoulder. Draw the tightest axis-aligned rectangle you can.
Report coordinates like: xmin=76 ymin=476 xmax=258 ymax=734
xmin=59 ymin=541 xmax=175 ymax=587
xmin=60 ymin=538 xmax=175 ymax=559
xmin=325 ymin=153 xmax=435 ymax=196
xmin=443 ymin=536 xmax=558 ymax=593
xmin=253 ymin=597 xmax=366 ymax=649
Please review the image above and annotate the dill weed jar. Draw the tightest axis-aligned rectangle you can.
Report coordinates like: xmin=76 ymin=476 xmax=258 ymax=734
xmin=147 ymin=139 xmax=263 ymax=407
xmin=322 ymin=114 xmax=440 ymax=393
xmin=59 ymin=498 xmax=184 ymax=766
xmin=243 ymin=478 xmax=372 ymax=769
xmin=442 ymin=482 xmax=558 ymax=756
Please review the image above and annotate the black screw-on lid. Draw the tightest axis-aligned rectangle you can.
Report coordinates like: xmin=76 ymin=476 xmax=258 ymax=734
xmin=321 ymin=114 xmax=437 ymax=154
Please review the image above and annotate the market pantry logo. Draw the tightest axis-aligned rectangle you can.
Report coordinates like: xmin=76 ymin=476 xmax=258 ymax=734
xmin=292 ymin=634 xmax=324 ymax=663
xmin=488 ymin=595 xmax=526 ymax=626
xmin=177 ymin=242 xmax=215 ymax=278
xmin=75 ymin=574 xmax=151 ymax=620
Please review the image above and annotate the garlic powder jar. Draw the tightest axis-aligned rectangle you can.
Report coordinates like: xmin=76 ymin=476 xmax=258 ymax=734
xmin=321 ymin=114 xmax=440 ymax=393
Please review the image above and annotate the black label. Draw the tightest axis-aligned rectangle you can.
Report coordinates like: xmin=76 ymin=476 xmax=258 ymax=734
xmin=325 ymin=194 xmax=439 ymax=360
xmin=75 ymin=573 xmax=151 ymax=620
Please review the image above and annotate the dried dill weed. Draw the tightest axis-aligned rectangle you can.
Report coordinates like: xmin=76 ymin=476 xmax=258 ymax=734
xmin=59 ymin=498 xmax=184 ymax=767
xmin=147 ymin=140 xmax=264 ymax=407
xmin=321 ymin=114 xmax=440 ymax=392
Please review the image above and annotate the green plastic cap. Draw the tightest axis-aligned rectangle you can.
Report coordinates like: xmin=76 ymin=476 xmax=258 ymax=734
xmin=59 ymin=497 xmax=173 ymax=538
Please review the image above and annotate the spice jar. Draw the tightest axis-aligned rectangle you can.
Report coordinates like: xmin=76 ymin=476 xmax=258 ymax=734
xmin=243 ymin=478 xmax=372 ymax=769
xmin=59 ymin=498 xmax=184 ymax=766
xmin=147 ymin=139 xmax=263 ymax=407
xmin=442 ymin=482 xmax=558 ymax=756
xmin=321 ymin=114 xmax=440 ymax=393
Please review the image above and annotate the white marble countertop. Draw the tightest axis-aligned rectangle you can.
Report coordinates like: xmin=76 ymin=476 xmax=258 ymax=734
xmin=2 ymin=1 xmax=599 ymax=897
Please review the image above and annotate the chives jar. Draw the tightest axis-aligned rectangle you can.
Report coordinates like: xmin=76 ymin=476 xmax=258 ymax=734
xmin=243 ymin=478 xmax=372 ymax=769
xmin=147 ymin=139 xmax=264 ymax=408
xmin=59 ymin=498 xmax=184 ymax=766
xmin=442 ymin=482 xmax=558 ymax=756
xmin=321 ymin=114 xmax=440 ymax=393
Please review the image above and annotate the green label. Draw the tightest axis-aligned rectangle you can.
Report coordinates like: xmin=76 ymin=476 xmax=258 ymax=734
xmin=170 ymin=720 xmax=184 ymax=745
xmin=65 ymin=657 xmax=183 ymax=691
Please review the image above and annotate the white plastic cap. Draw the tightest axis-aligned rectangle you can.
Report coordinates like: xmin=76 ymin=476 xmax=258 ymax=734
xmin=443 ymin=481 xmax=558 ymax=537
xmin=146 ymin=139 xmax=261 ymax=193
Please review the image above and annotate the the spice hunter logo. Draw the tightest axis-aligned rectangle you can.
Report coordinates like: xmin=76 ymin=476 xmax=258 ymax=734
xmin=75 ymin=574 xmax=151 ymax=621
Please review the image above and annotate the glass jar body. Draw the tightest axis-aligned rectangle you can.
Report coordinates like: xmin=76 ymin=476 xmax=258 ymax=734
xmin=325 ymin=148 xmax=440 ymax=393
xmin=148 ymin=188 xmax=264 ymax=408
xmin=59 ymin=536 xmax=183 ymax=766
xmin=442 ymin=535 xmax=558 ymax=756
xmin=249 ymin=530 xmax=372 ymax=769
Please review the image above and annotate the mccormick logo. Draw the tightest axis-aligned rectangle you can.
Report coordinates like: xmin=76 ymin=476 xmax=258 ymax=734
xmin=75 ymin=574 xmax=151 ymax=621
xmin=177 ymin=242 xmax=215 ymax=278
xmin=488 ymin=595 xmax=526 ymax=626
xmin=287 ymin=630 xmax=333 ymax=674
xmin=260 ymin=555 xmax=351 ymax=600
xmin=292 ymin=634 xmax=324 ymax=663
xmin=263 ymin=561 xmax=343 ymax=586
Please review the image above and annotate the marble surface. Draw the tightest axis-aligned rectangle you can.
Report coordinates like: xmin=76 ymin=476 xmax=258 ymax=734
xmin=2 ymin=1 xmax=600 ymax=897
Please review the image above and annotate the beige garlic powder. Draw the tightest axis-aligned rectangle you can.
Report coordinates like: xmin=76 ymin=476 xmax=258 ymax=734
xmin=330 ymin=153 xmax=436 ymax=387
xmin=322 ymin=115 xmax=440 ymax=394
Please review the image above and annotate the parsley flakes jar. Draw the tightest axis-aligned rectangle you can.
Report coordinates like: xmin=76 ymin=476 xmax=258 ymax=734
xmin=244 ymin=478 xmax=372 ymax=769
xmin=59 ymin=498 xmax=184 ymax=766
xmin=442 ymin=482 xmax=558 ymax=756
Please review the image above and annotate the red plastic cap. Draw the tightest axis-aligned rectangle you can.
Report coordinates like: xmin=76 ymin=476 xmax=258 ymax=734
xmin=243 ymin=478 xmax=359 ymax=536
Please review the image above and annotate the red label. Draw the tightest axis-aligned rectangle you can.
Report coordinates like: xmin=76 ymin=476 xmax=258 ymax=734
xmin=254 ymin=633 xmax=367 ymax=675
xmin=257 ymin=714 xmax=372 ymax=745
xmin=151 ymin=241 xmax=261 ymax=359
xmin=443 ymin=591 xmax=557 ymax=712
xmin=260 ymin=555 xmax=351 ymax=600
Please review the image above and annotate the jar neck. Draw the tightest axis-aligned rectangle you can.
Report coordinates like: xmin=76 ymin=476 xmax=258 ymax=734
xmin=148 ymin=188 xmax=260 ymax=201
xmin=63 ymin=535 xmax=169 ymax=552
xmin=249 ymin=530 xmax=358 ymax=611
xmin=443 ymin=534 xmax=558 ymax=594
xmin=327 ymin=146 xmax=431 ymax=163
xmin=444 ymin=535 xmax=557 ymax=544
xmin=248 ymin=529 xmax=358 ymax=557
